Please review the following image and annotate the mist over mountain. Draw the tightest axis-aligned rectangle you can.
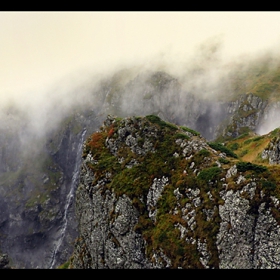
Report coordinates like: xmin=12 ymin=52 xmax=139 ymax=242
xmin=2 ymin=33 xmax=280 ymax=268
xmin=3 ymin=36 xmax=280 ymax=149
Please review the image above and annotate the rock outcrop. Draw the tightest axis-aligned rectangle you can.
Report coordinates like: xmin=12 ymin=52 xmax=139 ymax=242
xmin=262 ymin=135 xmax=280 ymax=165
xmin=0 ymin=254 xmax=10 ymax=269
xmin=1 ymin=64 xmax=280 ymax=268
xmin=69 ymin=115 xmax=280 ymax=269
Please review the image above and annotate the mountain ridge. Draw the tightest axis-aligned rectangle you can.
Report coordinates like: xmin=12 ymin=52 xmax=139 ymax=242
xmin=1 ymin=52 xmax=280 ymax=268
xmin=68 ymin=114 xmax=280 ymax=269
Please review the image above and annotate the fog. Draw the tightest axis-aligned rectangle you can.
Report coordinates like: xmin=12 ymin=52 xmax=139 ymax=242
xmin=1 ymin=11 xmax=280 ymax=141
xmin=5 ymin=11 xmax=280 ymax=269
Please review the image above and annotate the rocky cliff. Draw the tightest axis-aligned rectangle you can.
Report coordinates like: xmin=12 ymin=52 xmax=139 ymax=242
xmin=0 ymin=108 xmax=103 ymax=268
xmin=1 ymin=55 xmax=280 ymax=268
xmin=69 ymin=115 xmax=280 ymax=269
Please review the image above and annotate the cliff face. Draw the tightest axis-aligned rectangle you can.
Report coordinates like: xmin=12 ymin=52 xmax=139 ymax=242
xmin=1 ymin=63 xmax=280 ymax=268
xmin=90 ymin=69 xmax=280 ymax=141
xmin=70 ymin=115 xmax=280 ymax=269
xmin=0 ymin=109 xmax=103 ymax=268
xmin=262 ymin=136 xmax=280 ymax=165
xmin=215 ymin=93 xmax=280 ymax=140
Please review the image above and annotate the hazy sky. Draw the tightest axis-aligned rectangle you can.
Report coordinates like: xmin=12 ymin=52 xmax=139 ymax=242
xmin=1 ymin=11 xmax=280 ymax=100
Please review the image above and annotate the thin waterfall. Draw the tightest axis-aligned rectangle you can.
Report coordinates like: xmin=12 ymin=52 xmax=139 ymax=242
xmin=49 ymin=128 xmax=87 ymax=269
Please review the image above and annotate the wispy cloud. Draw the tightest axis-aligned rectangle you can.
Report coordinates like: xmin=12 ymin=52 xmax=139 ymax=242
xmin=1 ymin=11 xmax=280 ymax=143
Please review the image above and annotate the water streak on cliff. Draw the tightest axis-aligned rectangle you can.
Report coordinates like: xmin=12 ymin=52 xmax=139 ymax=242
xmin=49 ymin=129 xmax=87 ymax=269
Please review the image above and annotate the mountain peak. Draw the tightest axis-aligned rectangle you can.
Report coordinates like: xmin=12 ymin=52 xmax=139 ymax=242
xmin=69 ymin=114 xmax=280 ymax=269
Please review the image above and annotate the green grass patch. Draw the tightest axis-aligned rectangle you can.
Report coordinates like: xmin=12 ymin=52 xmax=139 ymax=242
xmin=218 ymin=157 xmax=230 ymax=164
xmin=146 ymin=115 xmax=178 ymax=131
xmin=180 ymin=126 xmax=200 ymax=136
xmin=175 ymin=133 xmax=190 ymax=140
xmin=197 ymin=149 xmax=211 ymax=157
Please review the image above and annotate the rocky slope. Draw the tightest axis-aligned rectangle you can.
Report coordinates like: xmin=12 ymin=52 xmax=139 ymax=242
xmin=1 ymin=53 xmax=280 ymax=268
xmin=69 ymin=115 xmax=280 ymax=269
xmin=0 ymin=108 xmax=103 ymax=268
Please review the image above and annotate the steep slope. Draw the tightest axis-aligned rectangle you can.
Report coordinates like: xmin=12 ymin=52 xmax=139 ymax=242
xmin=221 ymin=127 xmax=280 ymax=165
xmin=69 ymin=115 xmax=280 ymax=269
xmin=0 ymin=109 xmax=103 ymax=268
xmin=2 ymin=50 xmax=280 ymax=268
xmin=96 ymin=53 xmax=280 ymax=141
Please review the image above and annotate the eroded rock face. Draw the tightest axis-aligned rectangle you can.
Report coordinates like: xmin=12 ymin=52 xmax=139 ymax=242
xmin=0 ymin=254 xmax=10 ymax=269
xmin=262 ymin=137 xmax=280 ymax=165
xmin=2 ymin=68 xmax=280 ymax=269
xmin=217 ymin=184 xmax=280 ymax=269
xmin=70 ymin=115 xmax=280 ymax=269
xmin=218 ymin=93 xmax=268 ymax=139
xmin=71 ymin=178 xmax=151 ymax=269
xmin=0 ymin=110 xmax=103 ymax=269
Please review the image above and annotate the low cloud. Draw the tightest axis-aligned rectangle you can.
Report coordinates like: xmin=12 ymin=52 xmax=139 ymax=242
xmin=1 ymin=32 xmax=280 ymax=155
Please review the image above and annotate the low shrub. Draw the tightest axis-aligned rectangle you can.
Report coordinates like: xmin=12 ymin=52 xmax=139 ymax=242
xmin=146 ymin=115 xmax=177 ymax=131
xmin=197 ymin=167 xmax=222 ymax=182
xmin=236 ymin=161 xmax=267 ymax=173
xmin=180 ymin=126 xmax=200 ymax=136
xmin=208 ymin=142 xmax=238 ymax=158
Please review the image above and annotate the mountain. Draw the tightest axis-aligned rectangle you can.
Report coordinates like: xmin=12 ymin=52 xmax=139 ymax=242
xmin=67 ymin=114 xmax=280 ymax=269
xmin=1 ymin=51 xmax=280 ymax=268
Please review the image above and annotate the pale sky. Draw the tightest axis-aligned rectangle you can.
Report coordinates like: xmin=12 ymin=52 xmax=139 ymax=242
xmin=1 ymin=11 xmax=280 ymax=99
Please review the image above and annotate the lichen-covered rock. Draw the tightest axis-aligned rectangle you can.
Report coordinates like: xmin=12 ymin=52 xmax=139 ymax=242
xmin=3 ymin=66 xmax=280 ymax=269
xmin=261 ymin=136 xmax=280 ymax=164
xmin=66 ymin=115 xmax=280 ymax=269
